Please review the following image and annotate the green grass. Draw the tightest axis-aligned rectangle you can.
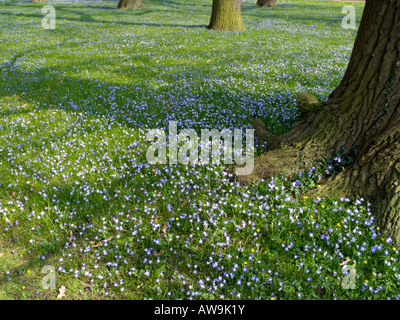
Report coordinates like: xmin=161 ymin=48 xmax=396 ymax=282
xmin=2 ymin=0 xmax=400 ymax=301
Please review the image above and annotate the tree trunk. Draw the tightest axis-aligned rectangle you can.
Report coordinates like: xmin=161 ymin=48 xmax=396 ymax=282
xmin=256 ymin=0 xmax=277 ymax=7
xmin=245 ymin=0 xmax=400 ymax=241
xmin=208 ymin=0 xmax=246 ymax=31
xmin=116 ymin=0 xmax=144 ymax=9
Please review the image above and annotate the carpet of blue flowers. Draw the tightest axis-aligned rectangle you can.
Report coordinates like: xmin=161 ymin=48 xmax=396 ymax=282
xmin=1 ymin=0 xmax=399 ymax=300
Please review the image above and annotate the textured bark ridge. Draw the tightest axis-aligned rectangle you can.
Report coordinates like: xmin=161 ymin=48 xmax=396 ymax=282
xmin=242 ymin=0 xmax=400 ymax=241
xmin=256 ymin=0 xmax=277 ymax=7
xmin=116 ymin=0 xmax=144 ymax=9
xmin=208 ymin=0 xmax=246 ymax=31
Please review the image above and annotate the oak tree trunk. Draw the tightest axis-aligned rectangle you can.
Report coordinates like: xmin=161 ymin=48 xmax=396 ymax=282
xmin=116 ymin=0 xmax=144 ymax=9
xmin=247 ymin=0 xmax=400 ymax=241
xmin=256 ymin=0 xmax=277 ymax=7
xmin=208 ymin=0 xmax=246 ymax=31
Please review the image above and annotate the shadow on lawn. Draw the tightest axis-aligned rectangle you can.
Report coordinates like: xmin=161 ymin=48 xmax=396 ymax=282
xmin=0 ymin=4 xmax=209 ymax=28
xmin=0 ymin=38 xmax=309 ymax=296
xmin=0 ymin=56 xmax=211 ymax=297
xmin=0 ymin=55 xmax=142 ymax=298
xmin=242 ymin=2 xmax=365 ymax=27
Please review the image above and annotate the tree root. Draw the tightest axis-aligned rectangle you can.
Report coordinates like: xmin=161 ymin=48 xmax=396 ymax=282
xmin=250 ymin=118 xmax=281 ymax=150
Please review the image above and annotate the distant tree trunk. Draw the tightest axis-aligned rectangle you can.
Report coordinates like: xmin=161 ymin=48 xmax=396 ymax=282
xmin=116 ymin=0 xmax=144 ymax=9
xmin=208 ymin=0 xmax=246 ymax=31
xmin=32 ymin=0 xmax=45 ymax=2
xmin=256 ymin=0 xmax=276 ymax=7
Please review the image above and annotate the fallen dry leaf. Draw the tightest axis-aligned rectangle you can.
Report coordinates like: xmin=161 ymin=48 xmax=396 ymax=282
xmin=68 ymin=231 xmax=73 ymax=243
xmin=154 ymin=250 xmax=164 ymax=257
xmin=80 ymin=281 xmax=92 ymax=288
xmin=136 ymin=283 xmax=144 ymax=289
xmin=339 ymin=257 xmax=351 ymax=266
xmin=57 ymin=285 xmax=66 ymax=299
xmin=90 ymin=236 xmax=113 ymax=248
xmin=155 ymin=216 xmax=162 ymax=224
xmin=162 ymin=225 xmax=168 ymax=233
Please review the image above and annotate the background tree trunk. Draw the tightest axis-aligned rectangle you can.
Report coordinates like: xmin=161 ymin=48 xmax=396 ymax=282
xmin=208 ymin=0 xmax=246 ymax=31
xmin=256 ymin=0 xmax=277 ymax=7
xmin=116 ymin=0 xmax=144 ymax=9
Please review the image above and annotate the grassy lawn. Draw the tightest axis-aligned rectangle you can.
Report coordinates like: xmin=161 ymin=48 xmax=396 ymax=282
xmin=1 ymin=0 xmax=399 ymax=300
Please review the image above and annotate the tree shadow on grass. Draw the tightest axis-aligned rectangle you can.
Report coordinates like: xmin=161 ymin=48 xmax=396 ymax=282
xmin=0 ymin=5 xmax=208 ymax=28
xmin=242 ymin=1 xmax=365 ymax=27
xmin=0 ymin=1 xmax=359 ymax=31
xmin=0 ymin=43 xmax=313 ymax=298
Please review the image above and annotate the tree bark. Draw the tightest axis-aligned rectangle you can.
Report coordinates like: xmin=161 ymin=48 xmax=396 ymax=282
xmin=244 ymin=0 xmax=400 ymax=241
xmin=116 ymin=0 xmax=144 ymax=9
xmin=208 ymin=0 xmax=246 ymax=31
xmin=256 ymin=0 xmax=277 ymax=7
